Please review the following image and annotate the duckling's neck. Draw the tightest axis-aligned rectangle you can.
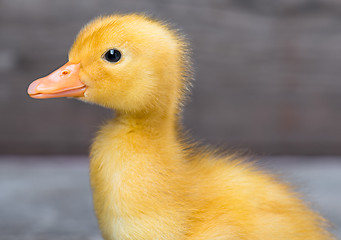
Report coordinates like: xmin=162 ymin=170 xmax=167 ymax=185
xmin=114 ymin=109 xmax=179 ymax=139
xmin=91 ymin=107 xmax=182 ymax=161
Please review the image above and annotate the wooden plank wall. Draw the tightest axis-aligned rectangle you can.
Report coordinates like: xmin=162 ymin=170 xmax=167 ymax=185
xmin=1 ymin=0 xmax=341 ymax=155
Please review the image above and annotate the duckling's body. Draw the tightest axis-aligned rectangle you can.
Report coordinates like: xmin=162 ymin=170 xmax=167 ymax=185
xmin=28 ymin=14 xmax=333 ymax=240
xmin=90 ymin=112 xmax=331 ymax=240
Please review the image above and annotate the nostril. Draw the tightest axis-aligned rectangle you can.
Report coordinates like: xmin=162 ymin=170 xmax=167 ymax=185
xmin=61 ymin=70 xmax=70 ymax=75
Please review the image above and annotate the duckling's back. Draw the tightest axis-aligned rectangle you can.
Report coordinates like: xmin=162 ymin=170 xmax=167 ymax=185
xmin=185 ymin=153 xmax=333 ymax=240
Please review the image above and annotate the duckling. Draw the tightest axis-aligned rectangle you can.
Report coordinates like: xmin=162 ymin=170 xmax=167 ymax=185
xmin=28 ymin=14 xmax=333 ymax=240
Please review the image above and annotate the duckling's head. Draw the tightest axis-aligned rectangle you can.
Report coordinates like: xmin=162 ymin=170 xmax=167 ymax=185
xmin=28 ymin=14 xmax=191 ymax=115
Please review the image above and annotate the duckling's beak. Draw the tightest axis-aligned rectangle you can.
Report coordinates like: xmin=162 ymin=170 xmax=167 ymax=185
xmin=27 ymin=62 xmax=86 ymax=99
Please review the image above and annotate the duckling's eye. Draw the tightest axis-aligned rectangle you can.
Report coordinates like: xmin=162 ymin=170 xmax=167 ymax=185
xmin=103 ymin=49 xmax=121 ymax=63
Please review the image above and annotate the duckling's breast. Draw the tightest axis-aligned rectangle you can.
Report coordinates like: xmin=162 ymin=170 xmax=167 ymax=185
xmin=89 ymin=122 xmax=192 ymax=240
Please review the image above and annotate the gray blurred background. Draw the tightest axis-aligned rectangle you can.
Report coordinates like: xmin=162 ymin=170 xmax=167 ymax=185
xmin=2 ymin=0 xmax=341 ymax=155
xmin=1 ymin=0 xmax=341 ymax=239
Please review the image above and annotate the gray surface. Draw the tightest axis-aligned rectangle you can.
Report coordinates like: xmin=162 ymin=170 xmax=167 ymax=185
xmin=0 ymin=156 xmax=340 ymax=239
xmin=2 ymin=0 xmax=341 ymax=155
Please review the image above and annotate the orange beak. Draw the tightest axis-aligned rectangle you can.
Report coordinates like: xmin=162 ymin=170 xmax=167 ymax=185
xmin=27 ymin=62 xmax=86 ymax=99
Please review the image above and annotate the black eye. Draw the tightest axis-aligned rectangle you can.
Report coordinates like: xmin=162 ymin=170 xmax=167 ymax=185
xmin=103 ymin=49 xmax=121 ymax=63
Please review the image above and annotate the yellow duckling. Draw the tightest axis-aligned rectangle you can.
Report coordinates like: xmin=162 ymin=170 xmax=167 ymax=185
xmin=28 ymin=14 xmax=333 ymax=240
